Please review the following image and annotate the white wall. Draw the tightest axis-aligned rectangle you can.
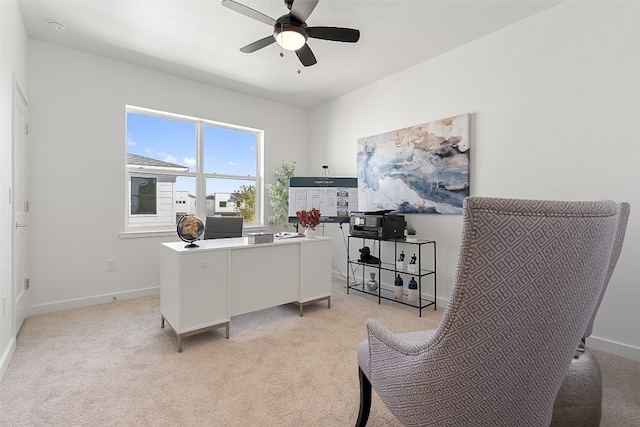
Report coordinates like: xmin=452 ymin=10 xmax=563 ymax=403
xmin=0 ymin=0 xmax=29 ymax=379
xmin=310 ymin=0 xmax=640 ymax=359
xmin=27 ymin=40 xmax=309 ymax=313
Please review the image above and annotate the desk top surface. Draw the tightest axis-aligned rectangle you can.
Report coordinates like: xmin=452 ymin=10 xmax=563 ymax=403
xmin=162 ymin=235 xmax=330 ymax=253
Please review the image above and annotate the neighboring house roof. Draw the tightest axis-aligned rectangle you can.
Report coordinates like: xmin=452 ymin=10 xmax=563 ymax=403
xmin=127 ymin=153 xmax=189 ymax=172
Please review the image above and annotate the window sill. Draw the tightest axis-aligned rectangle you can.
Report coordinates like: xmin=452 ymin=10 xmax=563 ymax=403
xmin=119 ymin=230 xmax=176 ymax=239
xmin=119 ymin=225 xmax=267 ymax=239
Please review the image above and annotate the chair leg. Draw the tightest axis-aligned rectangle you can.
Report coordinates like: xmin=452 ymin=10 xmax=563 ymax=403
xmin=356 ymin=367 xmax=372 ymax=427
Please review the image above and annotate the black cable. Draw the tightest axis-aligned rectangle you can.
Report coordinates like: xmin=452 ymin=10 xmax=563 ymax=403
xmin=338 ymin=221 xmax=361 ymax=286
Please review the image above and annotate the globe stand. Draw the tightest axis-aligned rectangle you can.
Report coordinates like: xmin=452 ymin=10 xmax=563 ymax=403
xmin=184 ymin=242 xmax=199 ymax=248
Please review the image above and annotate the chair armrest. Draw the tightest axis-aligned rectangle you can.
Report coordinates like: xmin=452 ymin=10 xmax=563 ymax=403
xmin=366 ymin=318 xmax=437 ymax=356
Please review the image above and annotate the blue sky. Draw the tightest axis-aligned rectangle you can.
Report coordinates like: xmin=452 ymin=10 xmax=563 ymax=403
xmin=127 ymin=112 xmax=256 ymax=195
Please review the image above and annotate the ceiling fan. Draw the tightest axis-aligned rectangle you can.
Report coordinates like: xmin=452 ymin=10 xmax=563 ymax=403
xmin=221 ymin=0 xmax=360 ymax=67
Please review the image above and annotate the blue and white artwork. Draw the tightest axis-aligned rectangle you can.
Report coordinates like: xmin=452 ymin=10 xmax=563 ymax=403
xmin=357 ymin=114 xmax=470 ymax=214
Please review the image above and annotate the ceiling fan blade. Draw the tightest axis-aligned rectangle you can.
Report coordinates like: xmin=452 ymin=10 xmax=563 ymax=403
xmin=289 ymin=0 xmax=319 ymax=23
xmin=296 ymin=44 xmax=317 ymax=67
xmin=240 ymin=36 xmax=276 ymax=53
xmin=221 ymin=0 xmax=276 ymax=26
xmin=307 ymin=26 xmax=360 ymax=43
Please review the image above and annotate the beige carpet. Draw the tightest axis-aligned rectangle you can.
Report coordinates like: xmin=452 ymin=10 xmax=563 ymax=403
xmin=1 ymin=279 xmax=639 ymax=426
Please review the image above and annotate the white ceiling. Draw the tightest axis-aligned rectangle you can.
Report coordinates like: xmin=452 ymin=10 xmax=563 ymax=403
xmin=18 ymin=0 xmax=563 ymax=108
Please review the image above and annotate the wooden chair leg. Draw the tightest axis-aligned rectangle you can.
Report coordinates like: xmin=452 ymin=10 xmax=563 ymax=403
xmin=356 ymin=367 xmax=372 ymax=427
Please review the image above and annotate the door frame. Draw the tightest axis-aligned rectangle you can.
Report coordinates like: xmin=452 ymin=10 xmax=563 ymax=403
xmin=12 ymin=77 xmax=30 ymax=334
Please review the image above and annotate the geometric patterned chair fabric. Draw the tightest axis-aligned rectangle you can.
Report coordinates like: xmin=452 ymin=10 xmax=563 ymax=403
xmin=356 ymin=197 xmax=620 ymax=427
xmin=551 ymin=202 xmax=630 ymax=427
xmin=581 ymin=202 xmax=630 ymax=342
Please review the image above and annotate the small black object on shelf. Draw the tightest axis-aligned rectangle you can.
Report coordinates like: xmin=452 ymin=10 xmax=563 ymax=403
xmin=359 ymin=246 xmax=380 ymax=264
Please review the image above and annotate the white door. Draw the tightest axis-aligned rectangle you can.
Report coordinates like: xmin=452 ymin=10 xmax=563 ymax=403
xmin=13 ymin=81 xmax=29 ymax=334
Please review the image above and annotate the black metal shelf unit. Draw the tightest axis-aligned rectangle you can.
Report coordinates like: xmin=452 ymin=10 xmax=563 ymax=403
xmin=346 ymin=236 xmax=436 ymax=317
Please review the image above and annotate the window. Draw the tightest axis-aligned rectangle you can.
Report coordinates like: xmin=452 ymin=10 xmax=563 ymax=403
xmin=131 ymin=177 xmax=156 ymax=214
xmin=126 ymin=106 xmax=262 ymax=231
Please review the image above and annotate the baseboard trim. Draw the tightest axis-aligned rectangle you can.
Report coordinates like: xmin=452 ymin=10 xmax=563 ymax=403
xmin=29 ymin=287 xmax=160 ymax=316
xmin=0 ymin=337 xmax=16 ymax=383
xmin=587 ymin=336 xmax=640 ymax=361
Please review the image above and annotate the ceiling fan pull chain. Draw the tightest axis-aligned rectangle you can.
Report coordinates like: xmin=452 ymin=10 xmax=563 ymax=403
xmin=279 ymin=23 xmax=285 ymax=57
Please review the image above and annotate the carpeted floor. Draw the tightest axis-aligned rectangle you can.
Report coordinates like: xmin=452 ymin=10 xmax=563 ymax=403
xmin=1 ymin=279 xmax=638 ymax=426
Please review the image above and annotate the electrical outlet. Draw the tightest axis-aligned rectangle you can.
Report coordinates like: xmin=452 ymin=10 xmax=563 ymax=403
xmin=106 ymin=259 xmax=116 ymax=272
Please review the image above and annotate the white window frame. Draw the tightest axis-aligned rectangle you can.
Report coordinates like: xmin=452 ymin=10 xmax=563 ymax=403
xmin=124 ymin=105 xmax=264 ymax=233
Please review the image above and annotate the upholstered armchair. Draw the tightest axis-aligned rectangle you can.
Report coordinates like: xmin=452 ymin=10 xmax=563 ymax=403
xmin=551 ymin=202 xmax=630 ymax=426
xmin=356 ymin=197 xmax=620 ymax=427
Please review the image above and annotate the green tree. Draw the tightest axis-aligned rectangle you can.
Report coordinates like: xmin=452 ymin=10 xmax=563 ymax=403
xmin=267 ymin=160 xmax=296 ymax=230
xmin=233 ymin=185 xmax=255 ymax=222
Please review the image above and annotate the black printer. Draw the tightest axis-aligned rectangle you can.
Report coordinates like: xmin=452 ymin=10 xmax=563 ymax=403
xmin=349 ymin=211 xmax=406 ymax=240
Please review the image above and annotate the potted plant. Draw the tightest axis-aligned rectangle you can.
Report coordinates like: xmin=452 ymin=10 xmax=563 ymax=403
xmin=267 ymin=160 xmax=295 ymax=230
xmin=406 ymin=224 xmax=417 ymax=241
xmin=296 ymin=208 xmax=321 ymax=238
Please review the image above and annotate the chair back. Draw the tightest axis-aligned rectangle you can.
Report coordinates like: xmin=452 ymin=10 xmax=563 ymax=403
xmin=367 ymin=197 xmax=619 ymax=426
xmin=583 ymin=202 xmax=630 ymax=339
xmin=204 ymin=216 xmax=243 ymax=240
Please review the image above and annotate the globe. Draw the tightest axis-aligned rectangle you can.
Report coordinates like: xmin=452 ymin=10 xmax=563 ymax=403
xmin=176 ymin=215 xmax=205 ymax=248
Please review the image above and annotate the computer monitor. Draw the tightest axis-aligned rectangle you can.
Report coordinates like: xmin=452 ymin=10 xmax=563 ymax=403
xmin=204 ymin=216 xmax=244 ymax=240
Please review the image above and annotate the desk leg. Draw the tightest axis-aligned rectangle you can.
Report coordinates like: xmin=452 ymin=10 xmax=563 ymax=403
xmin=169 ymin=322 xmax=230 ymax=352
xmin=298 ymin=296 xmax=331 ymax=317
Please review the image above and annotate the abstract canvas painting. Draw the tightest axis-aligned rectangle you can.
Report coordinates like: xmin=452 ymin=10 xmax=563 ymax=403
xmin=357 ymin=113 xmax=470 ymax=214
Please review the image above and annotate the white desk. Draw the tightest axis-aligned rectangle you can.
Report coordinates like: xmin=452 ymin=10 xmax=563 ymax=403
xmin=160 ymin=236 xmax=331 ymax=351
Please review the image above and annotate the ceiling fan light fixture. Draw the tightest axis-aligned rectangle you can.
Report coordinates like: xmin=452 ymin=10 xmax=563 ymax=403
xmin=223 ymin=0 xmax=360 ymax=66
xmin=274 ymin=25 xmax=306 ymax=51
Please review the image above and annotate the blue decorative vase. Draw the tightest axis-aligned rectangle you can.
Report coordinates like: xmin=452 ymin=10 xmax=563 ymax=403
xmin=394 ymin=274 xmax=403 ymax=299
xmin=408 ymin=277 xmax=418 ymax=303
